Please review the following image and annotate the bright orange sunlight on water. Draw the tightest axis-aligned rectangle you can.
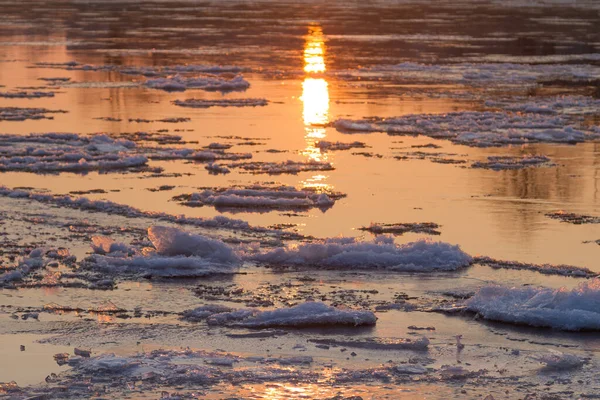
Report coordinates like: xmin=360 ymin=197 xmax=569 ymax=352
xmin=301 ymin=25 xmax=331 ymax=191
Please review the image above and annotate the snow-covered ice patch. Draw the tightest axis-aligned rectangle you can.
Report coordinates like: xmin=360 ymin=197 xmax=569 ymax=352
xmin=147 ymin=226 xmax=239 ymax=263
xmin=0 ymin=186 xmax=256 ymax=232
xmin=206 ymin=302 xmax=377 ymax=328
xmin=173 ymin=185 xmax=344 ymax=213
xmin=466 ymin=279 xmax=600 ymax=331
xmin=84 ymin=226 xmax=240 ymax=278
xmin=0 ymin=133 xmax=149 ymax=174
xmin=249 ymin=236 xmax=472 ymax=272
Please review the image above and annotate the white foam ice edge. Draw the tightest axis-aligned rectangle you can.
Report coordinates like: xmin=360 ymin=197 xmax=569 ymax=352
xmin=248 ymin=235 xmax=473 ymax=272
xmin=466 ymin=279 xmax=600 ymax=331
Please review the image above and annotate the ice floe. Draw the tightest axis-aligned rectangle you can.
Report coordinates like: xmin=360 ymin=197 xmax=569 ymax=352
xmin=145 ymin=74 xmax=250 ymax=92
xmin=84 ymin=226 xmax=240 ymax=278
xmin=486 ymin=96 xmax=600 ymax=115
xmin=359 ymin=222 xmax=441 ymax=236
xmin=227 ymin=160 xmax=334 ymax=174
xmin=249 ymin=236 xmax=472 ymax=271
xmin=0 ymin=107 xmax=66 ymax=121
xmin=0 ymin=91 xmax=55 ymax=99
xmin=173 ymin=98 xmax=268 ymax=108
xmin=474 ymin=256 xmax=596 ymax=278
xmin=173 ymin=185 xmax=344 ymax=213
xmin=471 ymin=155 xmax=553 ymax=170
xmin=205 ymin=302 xmax=377 ymax=328
xmin=148 ymin=226 xmax=239 ymax=263
xmin=0 ymin=133 xmax=149 ymax=173
xmin=315 ymin=141 xmax=367 ymax=151
xmin=334 ymin=111 xmax=597 ymax=147
xmin=0 ymin=186 xmax=255 ymax=231
xmin=465 ymin=279 xmax=600 ymax=330
xmin=545 ymin=211 xmax=600 ymax=224
xmin=360 ymin=62 xmax=600 ymax=86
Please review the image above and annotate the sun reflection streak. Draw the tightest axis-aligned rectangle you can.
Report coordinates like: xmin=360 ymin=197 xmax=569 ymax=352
xmin=301 ymin=25 xmax=331 ymax=191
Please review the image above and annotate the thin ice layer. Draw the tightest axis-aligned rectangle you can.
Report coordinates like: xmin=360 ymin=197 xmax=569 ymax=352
xmin=250 ymin=236 xmax=472 ymax=271
xmin=465 ymin=279 xmax=600 ymax=331
xmin=206 ymin=302 xmax=377 ymax=328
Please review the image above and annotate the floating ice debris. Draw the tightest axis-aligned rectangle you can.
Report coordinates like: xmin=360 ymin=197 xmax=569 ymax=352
xmin=0 ymin=107 xmax=66 ymax=121
xmin=472 ymin=155 xmax=553 ymax=170
xmin=35 ymin=61 xmax=248 ymax=76
xmin=39 ymin=76 xmax=70 ymax=82
xmin=530 ymin=350 xmax=584 ymax=370
xmin=182 ymin=304 xmax=234 ymax=322
xmin=173 ymin=185 xmax=343 ymax=213
xmin=333 ymin=111 xmax=596 ymax=147
xmin=0 ymin=91 xmax=55 ymax=99
xmin=145 ymin=74 xmax=250 ymax=92
xmin=474 ymin=256 xmax=596 ymax=278
xmin=363 ymin=62 xmax=600 ymax=86
xmin=173 ymin=98 xmax=268 ymax=108
xmin=0 ymin=133 xmax=149 ymax=174
xmin=359 ymin=222 xmax=441 ymax=236
xmin=0 ymin=186 xmax=255 ymax=232
xmin=545 ymin=211 xmax=600 ymax=224
xmin=227 ymin=160 xmax=334 ymax=175
xmin=147 ymin=226 xmax=239 ymax=263
xmin=206 ymin=302 xmax=376 ymax=328
xmin=249 ymin=236 xmax=472 ymax=271
xmin=158 ymin=117 xmax=191 ymax=123
xmin=314 ymin=141 xmax=367 ymax=151
xmin=151 ymin=148 xmax=252 ymax=162
xmin=205 ymin=163 xmax=231 ymax=174
xmin=310 ymin=336 xmax=430 ymax=351
xmin=486 ymin=96 xmax=600 ymax=115
xmin=465 ymin=279 xmax=600 ymax=331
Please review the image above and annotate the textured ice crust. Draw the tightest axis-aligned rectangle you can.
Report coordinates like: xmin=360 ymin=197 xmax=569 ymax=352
xmin=206 ymin=302 xmax=377 ymax=328
xmin=0 ymin=186 xmax=254 ymax=231
xmin=466 ymin=279 xmax=600 ymax=331
xmin=86 ymin=226 xmax=240 ymax=278
xmin=175 ymin=185 xmax=340 ymax=212
xmin=147 ymin=226 xmax=239 ymax=263
xmin=145 ymin=74 xmax=250 ymax=92
xmin=0 ymin=133 xmax=148 ymax=173
xmin=334 ymin=111 xmax=597 ymax=147
xmin=250 ymin=236 xmax=472 ymax=271
xmin=364 ymin=62 xmax=600 ymax=85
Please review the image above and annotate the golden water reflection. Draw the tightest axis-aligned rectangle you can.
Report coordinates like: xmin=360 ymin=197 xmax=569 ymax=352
xmin=301 ymin=25 xmax=331 ymax=191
